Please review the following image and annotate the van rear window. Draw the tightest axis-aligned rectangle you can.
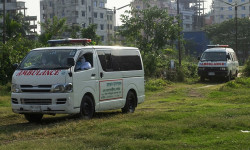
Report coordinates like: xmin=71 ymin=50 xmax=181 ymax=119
xmin=97 ymin=51 xmax=142 ymax=72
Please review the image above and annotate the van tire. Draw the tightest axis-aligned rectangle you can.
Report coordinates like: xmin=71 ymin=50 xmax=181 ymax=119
xmin=24 ymin=114 xmax=43 ymax=123
xmin=80 ymin=95 xmax=95 ymax=119
xmin=122 ymin=91 xmax=136 ymax=113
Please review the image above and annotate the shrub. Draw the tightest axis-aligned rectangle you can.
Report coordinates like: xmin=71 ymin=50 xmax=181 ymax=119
xmin=242 ymin=58 xmax=250 ymax=77
xmin=145 ymin=78 xmax=171 ymax=91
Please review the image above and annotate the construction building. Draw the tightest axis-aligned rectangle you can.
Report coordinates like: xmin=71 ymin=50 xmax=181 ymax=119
xmin=40 ymin=0 xmax=115 ymax=44
xmin=0 ymin=0 xmax=38 ymax=38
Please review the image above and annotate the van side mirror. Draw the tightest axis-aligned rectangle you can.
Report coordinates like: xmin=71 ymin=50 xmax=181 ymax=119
xmin=67 ymin=58 xmax=75 ymax=67
xmin=13 ymin=63 xmax=19 ymax=70
xmin=197 ymin=57 xmax=200 ymax=61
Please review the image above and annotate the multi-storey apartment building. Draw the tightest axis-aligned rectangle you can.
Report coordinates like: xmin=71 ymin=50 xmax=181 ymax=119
xmin=212 ymin=0 xmax=250 ymax=24
xmin=40 ymin=0 xmax=115 ymax=44
xmin=131 ymin=0 xmax=196 ymax=31
xmin=0 ymin=0 xmax=37 ymax=37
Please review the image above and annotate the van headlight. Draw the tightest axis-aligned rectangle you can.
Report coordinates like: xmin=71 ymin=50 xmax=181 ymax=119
xmin=11 ymin=84 xmax=21 ymax=93
xmin=51 ymin=83 xmax=73 ymax=93
xmin=198 ymin=67 xmax=205 ymax=71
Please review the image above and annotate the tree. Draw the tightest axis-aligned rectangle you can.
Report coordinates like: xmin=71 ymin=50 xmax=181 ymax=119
xmin=119 ymin=5 xmax=181 ymax=76
xmin=204 ymin=18 xmax=250 ymax=63
xmin=39 ymin=16 xmax=67 ymax=45
xmin=1 ymin=13 xmax=30 ymax=41
xmin=0 ymin=37 xmax=42 ymax=84
xmin=81 ymin=24 xmax=101 ymax=44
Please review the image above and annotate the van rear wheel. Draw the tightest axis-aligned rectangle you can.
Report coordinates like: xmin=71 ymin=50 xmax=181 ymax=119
xmin=80 ymin=95 xmax=95 ymax=119
xmin=122 ymin=91 xmax=136 ymax=113
xmin=24 ymin=114 xmax=43 ymax=123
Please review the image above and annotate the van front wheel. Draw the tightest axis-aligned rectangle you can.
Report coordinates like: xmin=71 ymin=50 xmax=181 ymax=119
xmin=122 ymin=91 xmax=136 ymax=113
xmin=80 ymin=95 xmax=95 ymax=119
xmin=24 ymin=114 xmax=43 ymax=123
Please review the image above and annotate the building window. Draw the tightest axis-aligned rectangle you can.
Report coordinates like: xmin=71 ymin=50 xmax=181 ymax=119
xmin=228 ymin=15 xmax=233 ymax=19
xmin=100 ymin=24 xmax=104 ymax=30
xmin=82 ymin=11 xmax=85 ymax=17
xmin=241 ymin=0 xmax=245 ymax=2
xmin=50 ymin=1 xmax=53 ymax=7
xmin=109 ymin=15 xmax=112 ymax=21
xmin=228 ymin=7 xmax=232 ymax=11
xmin=81 ymin=0 xmax=85 ymax=5
xmin=100 ymin=13 xmax=104 ymax=18
xmin=185 ymin=15 xmax=190 ymax=20
xmin=101 ymin=36 xmax=104 ymax=41
xmin=186 ymin=24 xmax=190 ymax=28
xmin=93 ymin=1 xmax=97 ymax=7
xmin=50 ymin=14 xmax=53 ymax=19
xmin=241 ymin=14 xmax=246 ymax=18
xmin=82 ymin=23 xmax=86 ymax=28
xmin=100 ymin=2 xmax=104 ymax=8
xmin=107 ymin=15 xmax=109 ymax=20
xmin=228 ymin=0 xmax=232 ymax=2
xmin=136 ymin=5 xmax=140 ymax=9
xmin=89 ymin=18 xmax=92 ymax=24
xmin=94 ymin=12 xmax=98 ymax=18
xmin=220 ymin=7 xmax=223 ymax=10
xmin=89 ymin=6 xmax=91 ymax=12
xmin=220 ymin=15 xmax=224 ymax=19
xmin=241 ymin=6 xmax=246 ymax=10
xmin=110 ymin=24 xmax=112 ymax=30
xmin=75 ymin=11 xmax=78 ymax=17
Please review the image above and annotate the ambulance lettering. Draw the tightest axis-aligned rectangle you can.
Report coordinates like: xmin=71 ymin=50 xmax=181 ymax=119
xmin=200 ymin=63 xmax=225 ymax=66
xmin=16 ymin=70 xmax=62 ymax=76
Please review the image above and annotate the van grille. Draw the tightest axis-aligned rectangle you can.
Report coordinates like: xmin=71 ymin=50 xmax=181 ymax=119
xmin=56 ymin=98 xmax=67 ymax=104
xmin=20 ymin=85 xmax=52 ymax=93
xmin=20 ymin=98 xmax=52 ymax=105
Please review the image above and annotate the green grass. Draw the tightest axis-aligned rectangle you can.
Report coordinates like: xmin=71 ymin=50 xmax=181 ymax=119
xmin=0 ymin=80 xmax=250 ymax=149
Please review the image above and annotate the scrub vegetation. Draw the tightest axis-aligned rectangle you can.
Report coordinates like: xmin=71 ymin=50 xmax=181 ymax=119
xmin=1 ymin=78 xmax=250 ymax=149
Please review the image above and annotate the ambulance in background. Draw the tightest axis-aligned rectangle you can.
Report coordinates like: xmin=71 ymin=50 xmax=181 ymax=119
xmin=11 ymin=39 xmax=145 ymax=122
xmin=198 ymin=45 xmax=239 ymax=82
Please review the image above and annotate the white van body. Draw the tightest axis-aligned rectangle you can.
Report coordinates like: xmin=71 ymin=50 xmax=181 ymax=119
xmin=198 ymin=46 xmax=239 ymax=81
xmin=11 ymin=46 xmax=145 ymax=121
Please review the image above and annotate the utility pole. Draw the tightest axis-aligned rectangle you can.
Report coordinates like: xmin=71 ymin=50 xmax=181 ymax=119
xmin=177 ymin=0 xmax=181 ymax=68
xmin=3 ymin=0 xmax=6 ymax=43
xmin=218 ymin=0 xmax=250 ymax=55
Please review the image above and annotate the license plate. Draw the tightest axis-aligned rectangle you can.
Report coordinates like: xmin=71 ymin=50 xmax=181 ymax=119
xmin=208 ymin=72 xmax=215 ymax=76
xmin=30 ymin=106 xmax=41 ymax=112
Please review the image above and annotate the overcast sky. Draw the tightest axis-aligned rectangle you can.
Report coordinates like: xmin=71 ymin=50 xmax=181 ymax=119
xmin=18 ymin=0 xmax=212 ymax=33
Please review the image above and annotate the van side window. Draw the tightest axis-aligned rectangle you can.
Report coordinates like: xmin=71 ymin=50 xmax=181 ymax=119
xmin=75 ymin=53 xmax=93 ymax=71
xmin=97 ymin=50 xmax=142 ymax=72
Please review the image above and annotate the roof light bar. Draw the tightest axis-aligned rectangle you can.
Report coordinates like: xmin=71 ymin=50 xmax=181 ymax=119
xmin=48 ymin=38 xmax=92 ymax=46
xmin=207 ymin=45 xmax=229 ymax=48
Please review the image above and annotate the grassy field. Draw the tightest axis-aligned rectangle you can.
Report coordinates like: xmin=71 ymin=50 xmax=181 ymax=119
xmin=0 ymin=79 xmax=250 ymax=150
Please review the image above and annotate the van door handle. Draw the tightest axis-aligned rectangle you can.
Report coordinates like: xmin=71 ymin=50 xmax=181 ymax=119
xmin=91 ymin=74 xmax=96 ymax=77
xmin=100 ymin=72 xmax=103 ymax=78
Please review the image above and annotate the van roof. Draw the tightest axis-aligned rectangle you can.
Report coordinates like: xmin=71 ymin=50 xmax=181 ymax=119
xmin=32 ymin=46 xmax=139 ymax=51
xmin=204 ymin=47 xmax=235 ymax=53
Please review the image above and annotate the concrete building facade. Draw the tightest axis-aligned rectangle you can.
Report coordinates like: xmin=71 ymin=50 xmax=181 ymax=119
xmin=131 ymin=0 xmax=195 ymax=31
xmin=40 ymin=0 xmax=115 ymax=44
xmin=212 ymin=0 xmax=250 ymax=24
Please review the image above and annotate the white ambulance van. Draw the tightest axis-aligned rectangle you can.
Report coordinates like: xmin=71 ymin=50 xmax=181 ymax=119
xmin=11 ymin=39 xmax=145 ymax=122
xmin=198 ymin=45 xmax=239 ymax=81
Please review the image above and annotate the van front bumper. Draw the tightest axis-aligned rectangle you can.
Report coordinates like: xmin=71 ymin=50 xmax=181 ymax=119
xmin=198 ymin=70 xmax=228 ymax=77
xmin=11 ymin=93 xmax=79 ymax=114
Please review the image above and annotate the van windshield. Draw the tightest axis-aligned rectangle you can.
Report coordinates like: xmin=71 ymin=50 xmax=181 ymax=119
xmin=18 ymin=49 xmax=77 ymax=70
xmin=201 ymin=52 xmax=226 ymax=61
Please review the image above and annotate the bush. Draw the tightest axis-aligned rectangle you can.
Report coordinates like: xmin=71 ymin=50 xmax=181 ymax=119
xmin=224 ymin=77 xmax=250 ymax=89
xmin=145 ymin=78 xmax=171 ymax=91
xmin=242 ymin=58 xmax=250 ymax=77
xmin=0 ymin=83 xmax=11 ymax=96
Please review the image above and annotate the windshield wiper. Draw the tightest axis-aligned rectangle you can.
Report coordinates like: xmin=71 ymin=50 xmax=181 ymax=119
xmin=49 ymin=67 xmax=70 ymax=70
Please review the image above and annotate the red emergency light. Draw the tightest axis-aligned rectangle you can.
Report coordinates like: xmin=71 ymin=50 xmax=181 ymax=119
xmin=48 ymin=38 xmax=92 ymax=46
xmin=207 ymin=44 xmax=229 ymax=48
